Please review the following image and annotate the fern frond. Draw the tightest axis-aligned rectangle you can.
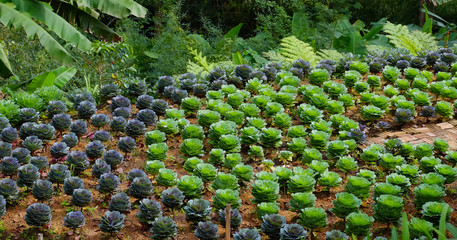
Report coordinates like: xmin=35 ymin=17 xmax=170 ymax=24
xmin=262 ymin=50 xmax=287 ymax=63
xmin=383 ymin=22 xmax=438 ymax=56
xmin=278 ymin=36 xmax=319 ymax=66
xmin=317 ymin=49 xmax=344 ymax=63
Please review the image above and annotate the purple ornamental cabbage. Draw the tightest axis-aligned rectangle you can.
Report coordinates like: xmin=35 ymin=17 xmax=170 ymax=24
xmin=70 ymin=120 xmax=88 ymax=137
xmin=12 ymin=148 xmax=31 ymax=164
xmin=110 ymin=116 xmax=127 ymax=133
xmin=19 ymin=122 xmax=36 ymax=139
xmin=118 ymin=136 xmax=136 ymax=155
xmin=103 ymin=150 xmax=124 ymax=168
xmin=66 ymin=151 xmax=90 ymax=173
xmin=63 ymin=177 xmax=85 ymax=195
xmin=90 ymin=114 xmax=110 ymax=129
xmin=136 ymin=95 xmax=154 ymax=110
xmin=113 ymin=107 xmax=132 ymax=119
xmin=128 ymin=169 xmax=147 ymax=182
xmin=51 ymin=114 xmax=72 ymax=131
xmin=33 ymin=124 xmax=55 ymax=140
xmin=50 ymin=142 xmax=70 ymax=159
xmin=24 ymin=203 xmax=51 ymax=227
xmin=64 ymin=211 xmax=86 ymax=229
xmin=77 ymin=101 xmax=97 ymax=119
xmin=110 ymin=96 xmax=131 ymax=112
xmin=91 ymin=159 xmax=111 ymax=178
xmin=30 ymin=156 xmax=48 ymax=170
xmin=46 ymin=101 xmax=67 ymax=117
xmin=85 ymin=140 xmax=105 ymax=159
xmin=125 ymin=119 xmax=146 ymax=138
xmin=62 ymin=132 xmax=79 ymax=148
xmin=17 ymin=164 xmax=40 ymax=187
xmin=100 ymin=84 xmax=119 ymax=101
xmin=92 ymin=131 xmax=111 ymax=142
xmin=1 ymin=127 xmax=17 ymax=143
xmin=19 ymin=108 xmax=39 ymax=123
xmin=97 ymin=173 xmax=120 ymax=194
xmin=0 ymin=156 xmax=20 ymax=176
xmin=71 ymin=188 xmax=92 ymax=207
xmin=136 ymin=109 xmax=157 ymax=126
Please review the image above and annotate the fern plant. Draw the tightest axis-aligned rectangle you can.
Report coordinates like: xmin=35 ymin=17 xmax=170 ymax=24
xmin=383 ymin=21 xmax=438 ymax=56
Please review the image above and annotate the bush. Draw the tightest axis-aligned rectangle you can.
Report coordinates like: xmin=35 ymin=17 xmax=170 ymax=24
xmin=99 ymin=211 xmax=125 ymax=234
xmin=136 ymin=198 xmax=162 ymax=225
xmin=25 ymin=203 xmax=51 ymax=227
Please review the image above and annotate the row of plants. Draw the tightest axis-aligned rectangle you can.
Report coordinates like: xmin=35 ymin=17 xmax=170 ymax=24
xmin=0 ymin=48 xmax=457 ymax=239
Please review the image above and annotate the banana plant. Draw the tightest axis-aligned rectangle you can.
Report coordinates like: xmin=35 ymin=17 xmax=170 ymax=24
xmin=0 ymin=0 xmax=147 ymax=78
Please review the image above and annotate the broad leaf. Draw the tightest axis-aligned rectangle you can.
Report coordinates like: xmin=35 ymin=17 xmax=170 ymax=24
xmin=49 ymin=0 xmax=120 ymax=41
xmin=0 ymin=42 xmax=13 ymax=78
xmin=446 ymin=222 xmax=457 ymax=238
xmin=0 ymin=2 xmax=75 ymax=65
xmin=401 ymin=212 xmax=410 ymax=240
xmin=224 ymin=23 xmax=243 ymax=40
xmin=27 ymin=66 xmax=76 ymax=92
xmin=53 ymin=66 xmax=76 ymax=88
xmin=11 ymin=0 xmax=92 ymax=51
xmin=77 ymin=0 xmax=147 ymax=18
xmin=232 ymin=51 xmax=243 ymax=65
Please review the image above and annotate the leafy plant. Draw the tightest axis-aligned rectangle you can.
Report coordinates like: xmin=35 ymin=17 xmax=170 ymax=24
xmin=194 ymin=221 xmax=219 ymax=240
xmin=288 ymin=175 xmax=316 ymax=193
xmin=103 ymin=150 xmax=124 ymax=169
xmin=63 ymin=177 xmax=84 ymax=195
xmin=178 ymin=175 xmax=204 ymax=198
xmin=233 ymin=228 xmax=261 ymax=240
xmin=156 ymin=169 xmax=178 ymax=187
xmin=184 ymin=199 xmax=212 ymax=223
xmin=50 ymin=142 xmax=70 ymax=159
xmin=17 ymin=164 xmax=40 ymax=188
xmin=0 ymin=178 xmax=19 ymax=202
xmin=251 ymin=180 xmax=279 ymax=204
xmin=344 ymin=176 xmax=371 ymax=200
xmin=99 ymin=211 xmax=125 ymax=234
xmin=109 ymin=192 xmax=131 ymax=213
xmin=345 ymin=212 xmax=374 ymax=237
xmin=0 ymin=156 xmax=19 ymax=177
xmin=422 ymin=201 xmax=452 ymax=224
xmin=298 ymin=207 xmax=327 ymax=230
xmin=32 ymin=180 xmax=53 ymax=202
xmin=373 ymin=194 xmax=403 ymax=224
xmin=147 ymin=143 xmax=168 ymax=161
xmin=212 ymin=189 xmax=241 ymax=210
xmin=24 ymin=203 xmax=51 ymax=227
xmin=318 ymin=171 xmax=343 ymax=188
xmin=330 ymin=192 xmax=362 ymax=219
xmin=97 ymin=173 xmax=120 ymax=195
xmin=136 ymin=199 xmax=162 ymax=225
xmin=71 ymin=188 xmax=92 ymax=208
xmin=128 ymin=177 xmax=153 ymax=199
xmin=64 ymin=211 xmax=85 ymax=229
xmin=434 ymin=164 xmax=457 ymax=184
xmin=290 ymin=192 xmax=316 ymax=212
